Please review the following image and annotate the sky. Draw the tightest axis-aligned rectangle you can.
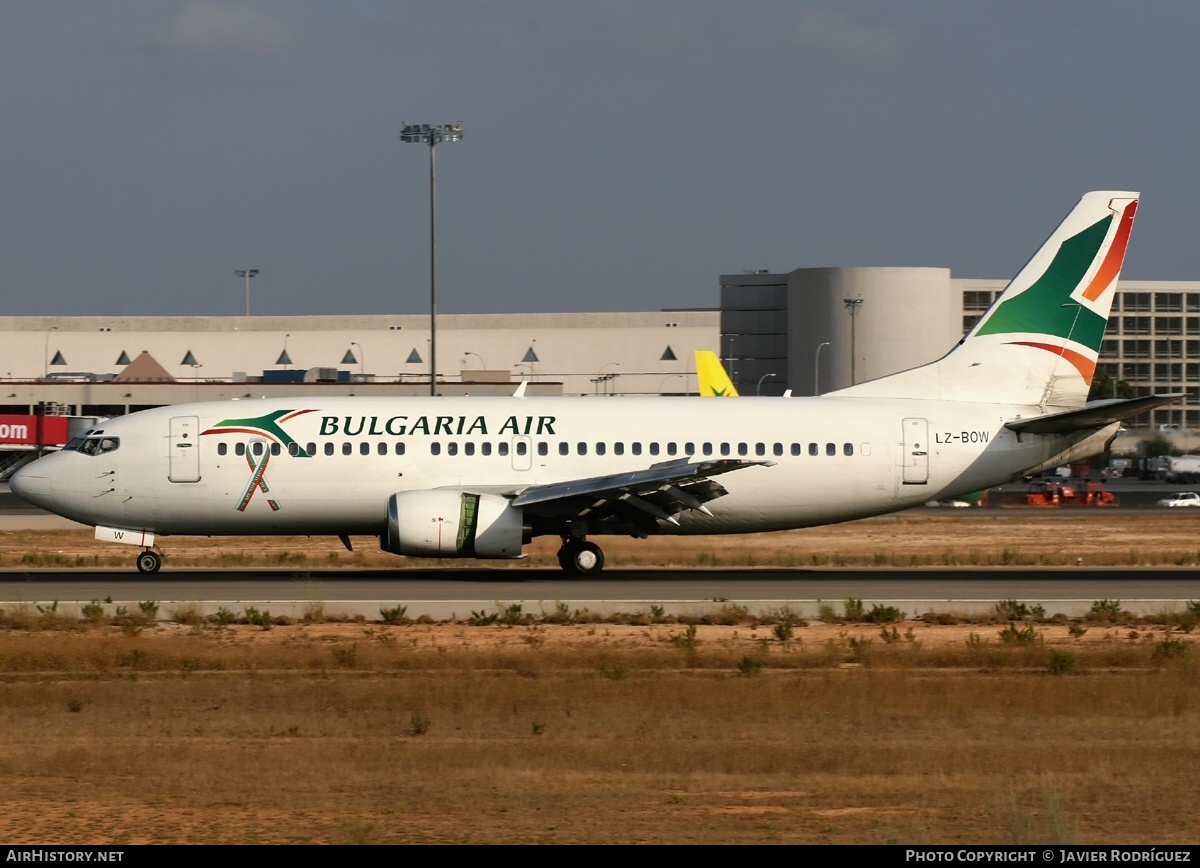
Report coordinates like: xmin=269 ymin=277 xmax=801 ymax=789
xmin=2 ymin=1 xmax=1199 ymax=317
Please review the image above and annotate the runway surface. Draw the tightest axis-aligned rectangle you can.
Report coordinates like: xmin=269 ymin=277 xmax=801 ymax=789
xmin=2 ymin=566 xmax=1197 ymax=620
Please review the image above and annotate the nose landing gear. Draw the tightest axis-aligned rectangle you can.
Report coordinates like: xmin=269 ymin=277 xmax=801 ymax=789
xmin=136 ymin=549 xmax=163 ymax=574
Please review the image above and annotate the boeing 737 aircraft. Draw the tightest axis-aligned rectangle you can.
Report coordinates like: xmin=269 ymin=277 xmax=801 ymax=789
xmin=12 ymin=192 xmax=1172 ymax=575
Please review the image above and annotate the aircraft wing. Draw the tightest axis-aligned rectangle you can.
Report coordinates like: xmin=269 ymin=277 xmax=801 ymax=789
xmin=1005 ymin=394 xmax=1184 ymax=435
xmin=509 ymin=457 xmax=773 ymax=527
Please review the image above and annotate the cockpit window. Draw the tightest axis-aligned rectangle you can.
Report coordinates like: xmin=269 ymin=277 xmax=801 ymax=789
xmin=77 ymin=436 xmax=120 ymax=456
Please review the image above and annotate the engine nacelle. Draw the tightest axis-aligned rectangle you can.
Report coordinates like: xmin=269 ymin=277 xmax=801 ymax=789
xmin=381 ymin=490 xmax=526 ymax=559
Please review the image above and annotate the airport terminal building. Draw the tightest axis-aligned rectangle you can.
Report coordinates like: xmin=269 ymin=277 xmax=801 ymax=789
xmin=0 ymin=268 xmax=1196 ymax=455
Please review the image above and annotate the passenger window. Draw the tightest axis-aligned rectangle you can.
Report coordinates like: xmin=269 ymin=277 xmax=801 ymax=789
xmin=649 ymin=443 xmax=660 ymax=456
xmin=614 ymin=442 xmax=625 ymax=455
xmin=808 ymin=443 xmax=818 ymax=456
xmin=306 ymin=442 xmax=316 ymax=457
xmin=632 ymin=443 xmax=642 ymax=456
xmin=791 ymin=443 xmax=801 ymax=456
xmin=773 ymin=443 xmax=783 ymax=456
xmin=481 ymin=442 xmax=492 ymax=456
xmin=325 ymin=443 xmax=334 ymax=456
xmin=536 ymin=442 xmax=547 ymax=456
xmin=755 ymin=443 xmax=766 ymax=456
xmin=466 ymin=442 xmax=476 ymax=456
xmin=703 ymin=443 xmax=713 ymax=456
xmin=342 ymin=442 xmax=352 ymax=456
xmin=720 ymin=443 xmax=730 ymax=456
xmin=252 ymin=442 xmax=264 ymax=456
xmin=666 ymin=443 xmax=677 ymax=456
xmin=217 ymin=443 xmax=228 ymax=456
xmin=737 ymin=443 xmax=748 ymax=456
xmin=288 ymin=442 xmax=300 ymax=457
xmin=559 ymin=442 xmax=569 ymax=456
xmin=498 ymin=442 xmax=509 ymax=456
xmin=448 ymin=442 xmax=459 ymax=456
xmin=578 ymin=442 xmax=588 ymax=455
xmin=515 ymin=441 xmax=526 ymax=456
xmin=394 ymin=443 xmax=406 ymax=456
xmin=596 ymin=442 xmax=606 ymax=455
xmin=360 ymin=442 xmax=370 ymax=456
xmin=236 ymin=443 xmax=246 ymax=457
xmin=378 ymin=442 xmax=388 ymax=456
xmin=271 ymin=443 xmax=281 ymax=456
xmin=431 ymin=442 xmax=441 ymax=456
xmin=826 ymin=443 xmax=836 ymax=456
xmin=843 ymin=443 xmax=854 ymax=456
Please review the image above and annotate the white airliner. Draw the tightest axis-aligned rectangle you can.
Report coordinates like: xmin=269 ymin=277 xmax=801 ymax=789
xmin=11 ymin=191 xmax=1171 ymax=575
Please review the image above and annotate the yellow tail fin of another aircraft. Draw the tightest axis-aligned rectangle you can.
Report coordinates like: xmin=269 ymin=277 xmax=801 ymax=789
xmin=695 ymin=350 xmax=738 ymax=397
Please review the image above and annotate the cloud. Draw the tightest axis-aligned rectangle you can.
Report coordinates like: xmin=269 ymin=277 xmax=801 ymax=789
xmin=126 ymin=1 xmax=298 ymax=54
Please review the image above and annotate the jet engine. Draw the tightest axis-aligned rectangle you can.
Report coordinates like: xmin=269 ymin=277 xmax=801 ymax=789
xmin=381 ymin=490 xmax=527 ymax=559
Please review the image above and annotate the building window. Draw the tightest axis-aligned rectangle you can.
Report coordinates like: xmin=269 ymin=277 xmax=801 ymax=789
xmin=963 ymin=290 xmax=993 ymax=311
xmin=1124 ymin=293 xmax=1151 ymax=312
xmin=1155 ymin=292 xmax=1183 ymax=312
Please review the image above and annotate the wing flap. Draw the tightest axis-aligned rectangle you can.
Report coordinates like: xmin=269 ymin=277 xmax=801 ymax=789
xmin=510 ymin=457 xmax=772 ymax=524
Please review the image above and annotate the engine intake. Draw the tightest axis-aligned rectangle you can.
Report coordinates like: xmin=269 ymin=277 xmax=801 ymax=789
xmin=381 ymin=490 xmax=526 ymax=559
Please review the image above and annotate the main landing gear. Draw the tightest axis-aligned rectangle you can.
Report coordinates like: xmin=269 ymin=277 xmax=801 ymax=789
xmin=136 ymin=549 xmax=162 ymax=574
xmin=557 ymin=538 xmax=605 ymax=576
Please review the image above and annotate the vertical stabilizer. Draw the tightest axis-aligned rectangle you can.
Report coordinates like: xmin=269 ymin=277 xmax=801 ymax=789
xmin=831 ymin=191 xmax=1139 ymax=409
xmin=695 ymin=350 xmax=739 ymax=397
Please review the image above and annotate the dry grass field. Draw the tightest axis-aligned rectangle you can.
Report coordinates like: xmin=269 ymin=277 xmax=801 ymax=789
xmin=0 ymin=615 xmax=1196 ymax=845
xmin=1 ymin=510 xmax=1198 ymax=844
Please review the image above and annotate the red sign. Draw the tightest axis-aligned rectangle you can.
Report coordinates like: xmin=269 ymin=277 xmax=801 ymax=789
xmin=0 ymin=415 xmax=70 ymax=446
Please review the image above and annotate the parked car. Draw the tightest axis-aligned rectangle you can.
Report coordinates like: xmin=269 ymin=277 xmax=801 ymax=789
xmin=1156 ymin=492 xmax=1200 ymax=508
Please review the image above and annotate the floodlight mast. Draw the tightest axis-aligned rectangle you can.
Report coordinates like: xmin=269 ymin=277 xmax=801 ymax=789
xmin=400 ymin=122 xmax=464 ymax=396
xmin=235 ymin=269 xmax=259 ymax=317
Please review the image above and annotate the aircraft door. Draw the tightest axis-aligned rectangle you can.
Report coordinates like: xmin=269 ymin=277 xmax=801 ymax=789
xmin=169 ymin=416 xmax=201 ymax=483
xmin=901 ymin=417 xmax=929 ymax=485
xmin=511 ymin=436 xmax=533 ymax=471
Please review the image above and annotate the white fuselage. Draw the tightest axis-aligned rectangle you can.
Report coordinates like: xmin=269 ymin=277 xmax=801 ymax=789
xmin=13 ymin=395 xmax=1087 ymax=539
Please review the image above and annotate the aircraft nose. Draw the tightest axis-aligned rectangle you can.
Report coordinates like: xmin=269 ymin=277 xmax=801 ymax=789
xmin=9 ymin=462 xmax=50 ymax=505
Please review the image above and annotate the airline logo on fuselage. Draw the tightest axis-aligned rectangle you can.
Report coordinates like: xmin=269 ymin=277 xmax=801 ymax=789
xmin=318 ymin=415 xmax=557 ymax=437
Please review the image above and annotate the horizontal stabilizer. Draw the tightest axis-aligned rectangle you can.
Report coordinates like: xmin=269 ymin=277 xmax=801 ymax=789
xmin=1005 ymin=394 xmax=1184 ymax=435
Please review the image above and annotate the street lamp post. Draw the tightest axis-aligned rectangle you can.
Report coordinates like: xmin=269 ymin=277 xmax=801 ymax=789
xmin=756 ymin=372 xmax=777 ymax=396
xmin=43 ymin=326 xmax=58 ymax=380
xmin=463 ymin=351 xmax=487 ymax=371
xmin=235 ymin=269 xmax=259 ymax=317
xmin=350 ymin=341 xmax=365 ymax=376
xmin=814 ymin=341 xmax=830 ymax=395
xmin=843 ymin=298 xmax=864 ymax=385
xmin=400 ymin=122 xmax=464 ymax=397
